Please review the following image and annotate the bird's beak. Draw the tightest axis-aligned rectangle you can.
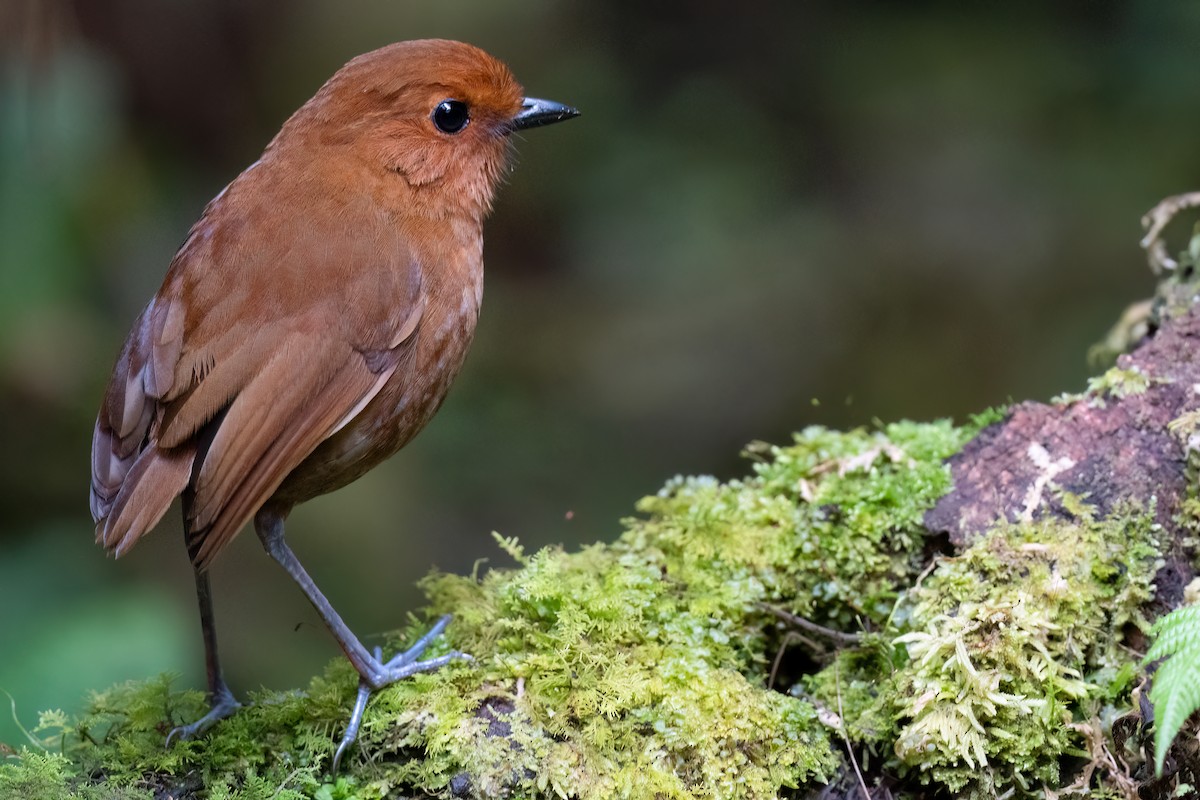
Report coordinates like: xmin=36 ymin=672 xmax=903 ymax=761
xmin=512 ymin=97 xmax=580 ymax=131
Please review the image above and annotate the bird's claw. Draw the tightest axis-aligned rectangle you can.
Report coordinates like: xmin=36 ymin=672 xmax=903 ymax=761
xmin=166 ymin=685 xmax=241 ymax=747
xmin=330 ymin=616 xmax=471 ymax=774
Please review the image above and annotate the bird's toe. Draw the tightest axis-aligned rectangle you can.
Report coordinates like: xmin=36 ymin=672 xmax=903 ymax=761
xmin=166 ymin=689 xmax=242 ymax=746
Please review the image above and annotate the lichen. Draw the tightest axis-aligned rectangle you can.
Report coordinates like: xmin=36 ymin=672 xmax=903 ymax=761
xmin=0 ymin=418 xmax=1168 ymax=799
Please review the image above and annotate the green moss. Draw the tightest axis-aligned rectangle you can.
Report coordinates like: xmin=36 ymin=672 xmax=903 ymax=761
xmin=732 ymin=420 xmax=969 ymax=630
xmin=1057 ymin=364 xmax=1160 ymax=407
xmin=808 ymin=500 xmax=1164 ymax=798
xmin=0 ymin=750 xmax=151 ymax=800
xmin=0 ymin=418 xmax=1166 ymax=799
xmin=1086 ymin=365 xmax=1157 ymax=402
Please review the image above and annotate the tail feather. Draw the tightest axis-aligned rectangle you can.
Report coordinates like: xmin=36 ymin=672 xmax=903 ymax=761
xmin=91 ymin=298 xmax=192 ymax=552
xmin=96 ymin=444 xmax=196 ymax=556
xmin=90 ymin=420 xmax=133 ymax=522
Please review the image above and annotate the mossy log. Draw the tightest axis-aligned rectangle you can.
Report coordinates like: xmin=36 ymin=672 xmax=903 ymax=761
xmin=927 ymin=301 xmax=1198 ymax=617
xmin=5 ymin=230 xmax=1200 ymax=800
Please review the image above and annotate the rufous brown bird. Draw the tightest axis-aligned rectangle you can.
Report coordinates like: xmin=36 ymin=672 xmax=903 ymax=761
xmin=88 ymin=39 xmax=578 ymax=769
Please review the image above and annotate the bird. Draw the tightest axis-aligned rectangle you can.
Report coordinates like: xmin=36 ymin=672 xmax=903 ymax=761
xmin=88 ymin=38 xmax=578 ymax=770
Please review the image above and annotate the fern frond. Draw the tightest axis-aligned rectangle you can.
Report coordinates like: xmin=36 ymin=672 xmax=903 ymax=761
xmin=1145 ymin=605 xmax=1200 ymax=774
xmin=1147 ymin=605 xmax=1200 ymax=661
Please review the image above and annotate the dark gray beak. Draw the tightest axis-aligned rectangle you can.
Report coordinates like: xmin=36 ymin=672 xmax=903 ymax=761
xmin=512 ymin=97 xmax=580 ymax=131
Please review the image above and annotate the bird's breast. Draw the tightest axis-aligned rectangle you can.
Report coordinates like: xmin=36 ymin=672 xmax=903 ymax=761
xmin=371 ymin=264 xmax=484 ymax=446
xmin=274 ymin=233 xmax=484 ymax=504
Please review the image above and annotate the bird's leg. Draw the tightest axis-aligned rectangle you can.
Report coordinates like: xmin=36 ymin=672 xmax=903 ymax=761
xmin=253 ymin=508 xmax=469 ymax=771
xmin=167 ymin=565 xmax=242 ymax=744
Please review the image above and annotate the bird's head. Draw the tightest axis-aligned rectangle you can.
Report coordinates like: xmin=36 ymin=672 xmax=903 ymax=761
xmin=276 ymin=39 xmax=578 ymax=218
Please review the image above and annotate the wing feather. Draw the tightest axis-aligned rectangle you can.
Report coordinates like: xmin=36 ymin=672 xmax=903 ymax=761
xmin=90 ymin=170 xmax=425 ymax=567
xmin=188 ymin=344 xmax=397 ymax=568
xmin=91 ymin=297 xmax=180 ymax=521
xmin=157 ymin=337 xmax=268 ymax=448
xmin=98 ymin=444 xmax=197 ymax=555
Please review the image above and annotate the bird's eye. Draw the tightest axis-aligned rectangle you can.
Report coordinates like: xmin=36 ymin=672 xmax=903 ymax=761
xmin=431 ymin=99 xmax=470 ymax=134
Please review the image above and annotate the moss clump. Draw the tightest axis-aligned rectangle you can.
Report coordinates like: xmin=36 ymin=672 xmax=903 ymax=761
xmin=7 ymin=673 xmax=350 ymax=799
xmin=1087 ymin=365 xmax=1157 ymax=401
xmin=2 ymin=417 xmax=1165 ymax=799
xmin=362 ymin=420 xmax=967 ymax=798
xmin=352 ymin=419 xmax=963 ymax=798
xmin=627 ymin=419 xmax=966 ymax=638
xmin=807 ymin=500 xmax=1164 ymax=798
xmin=0 ymin=420 xmax=970 ymax=799
xmin=378 ymin=541 xmax=837 ymax=799
xmin=0 ymin=750 xmax=150 ymax=800
xmin=1055 ymin=364 xmax=1158 ymax=407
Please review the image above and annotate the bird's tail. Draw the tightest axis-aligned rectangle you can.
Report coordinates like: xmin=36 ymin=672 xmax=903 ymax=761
xmin=93 ymin=440 xmax=196 ymax=557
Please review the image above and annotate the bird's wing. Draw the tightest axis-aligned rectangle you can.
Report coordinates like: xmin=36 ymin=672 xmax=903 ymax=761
xmin=90 ymin=293 xmax=195 ymax=549
xmin=91 ymin=198 xmax=424 ymax=568
xmin=183 ymin=327 xmax=411 ymax=568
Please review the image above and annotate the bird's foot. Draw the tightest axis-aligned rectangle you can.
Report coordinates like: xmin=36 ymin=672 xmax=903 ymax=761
xmin=166 ymin=684 xmax=242 ymax=746
xmin=331 ymin=615 xmax=471 ymax=774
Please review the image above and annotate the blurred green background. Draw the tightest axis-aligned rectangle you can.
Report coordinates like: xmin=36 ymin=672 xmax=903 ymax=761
xmin=1 ymin=0 xmax=1197 ymax=748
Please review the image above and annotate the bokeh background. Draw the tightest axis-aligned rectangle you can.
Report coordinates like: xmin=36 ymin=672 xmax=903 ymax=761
xmin=2 ymin=0 xmax=1197 ymax=747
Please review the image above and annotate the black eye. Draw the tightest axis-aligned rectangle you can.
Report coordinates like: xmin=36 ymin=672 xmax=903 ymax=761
xmin=432 ymin=99 xmax=470 ymax=134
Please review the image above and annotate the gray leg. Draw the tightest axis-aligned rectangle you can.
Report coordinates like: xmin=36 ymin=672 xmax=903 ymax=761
xmin=253 ymin=508 xmax=469 ymax=771
xmin=167 ymin=566 xmax=242 ymax=744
